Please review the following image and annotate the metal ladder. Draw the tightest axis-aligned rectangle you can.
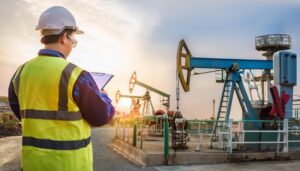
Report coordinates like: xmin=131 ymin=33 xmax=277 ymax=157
xmin=210 ymin=71 xmax=260 ymax=148
xmin=210 ymin=74 xmax=249 ymax=147
xmin=244 ymin=70 xmax=261 ymax=101
xmin=219 ymin=82 xmax=232 ymax=120
xmin=210 ymin=74 xmax=233 ymax=146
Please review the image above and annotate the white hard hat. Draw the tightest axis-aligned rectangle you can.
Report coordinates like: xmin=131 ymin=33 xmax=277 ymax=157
xmin=36 ymin=6 xmax=83 ymax=36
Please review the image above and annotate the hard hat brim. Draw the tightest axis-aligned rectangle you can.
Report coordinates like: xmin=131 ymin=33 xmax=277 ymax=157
xmin=38 ymin=27 xmax=84 ymax=36
xmin=74 ymin=29 xmax=84 ymax=34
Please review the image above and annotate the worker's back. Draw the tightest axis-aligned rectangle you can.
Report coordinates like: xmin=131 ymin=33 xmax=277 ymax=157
xmin=13 ymin=56 xmax=93 ymax=171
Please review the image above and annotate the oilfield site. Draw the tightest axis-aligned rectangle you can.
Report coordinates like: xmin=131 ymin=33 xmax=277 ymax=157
xmin=2 ymin=34 xmax=300 ymax=170
xmin=110 ymin=35 xmax=300 ymax=166
xmin=1 ymin=1 xmax=300 ymax=171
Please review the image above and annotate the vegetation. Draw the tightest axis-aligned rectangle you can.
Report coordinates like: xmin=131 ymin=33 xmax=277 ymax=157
xmin=0 ymin=111 xmax=22 ymax=137
xmin=0 ymin=96 xmax=8 ymax=103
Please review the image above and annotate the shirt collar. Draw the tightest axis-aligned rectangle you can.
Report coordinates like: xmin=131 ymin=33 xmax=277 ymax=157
xmin=38 ymin=49 xmax=65 ymax=58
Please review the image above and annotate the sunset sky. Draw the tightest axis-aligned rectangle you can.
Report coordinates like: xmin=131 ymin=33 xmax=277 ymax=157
xmin=1 ymin=0 xmax=300 ymax=120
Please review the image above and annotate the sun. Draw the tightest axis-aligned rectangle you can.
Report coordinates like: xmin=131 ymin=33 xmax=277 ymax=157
xmin=117 ymin=98 xmax=132 ymax=112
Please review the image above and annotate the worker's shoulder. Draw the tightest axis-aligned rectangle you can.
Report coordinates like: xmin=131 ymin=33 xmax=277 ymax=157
xmin=23 ymin=56 xmax=65 ymax=66
xmin=67 ymin=61 xmax=86 ymax=73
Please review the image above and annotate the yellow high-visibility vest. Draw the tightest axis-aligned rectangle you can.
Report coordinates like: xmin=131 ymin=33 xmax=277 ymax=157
xmin=13 ymin=56 xmax=93 ymax=171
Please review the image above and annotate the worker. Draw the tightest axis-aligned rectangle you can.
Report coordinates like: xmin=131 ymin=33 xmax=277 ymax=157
xmin=8 ymin=6 xmax=115 ymax=171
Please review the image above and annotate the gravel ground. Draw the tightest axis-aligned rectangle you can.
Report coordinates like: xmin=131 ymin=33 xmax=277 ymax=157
xmin=0 ymin=136 xmax=21 ymax=171
xmin=92 ymin=128 xmax=156 ymax=171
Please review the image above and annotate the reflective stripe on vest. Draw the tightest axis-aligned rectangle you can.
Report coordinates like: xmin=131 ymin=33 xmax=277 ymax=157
xmin=59 ymin=63 xmax=76 ymax=111
xmin=23 ymin=136 xmax=91 ymax=150
xmin=20 ymin=110 xmax=82 ymax=120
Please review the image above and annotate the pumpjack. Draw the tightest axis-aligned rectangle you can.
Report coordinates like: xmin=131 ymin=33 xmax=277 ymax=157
xmin=129 ymin=71 xmax=170 ymax=112
xmin=176 ymin=34 xmax=297 ymax=150
xmin=115 ymin=90 xmax=153 ymax=116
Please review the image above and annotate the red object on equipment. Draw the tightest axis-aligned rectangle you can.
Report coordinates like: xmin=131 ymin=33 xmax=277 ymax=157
xmin=281 ymin=91 xmax=290 ymax=104
xmin=269 ymin=86 xmax=290 ymax=119
xmin=155 ymin=110 xmax=175 ymax=117
xmin=155 ymin=109 xmax=165 ymax=116
xmin=167 ymin=110 xmax=175 ymax=116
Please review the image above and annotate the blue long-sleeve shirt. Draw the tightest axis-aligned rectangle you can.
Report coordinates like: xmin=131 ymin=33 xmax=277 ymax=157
xmin=8 ymin=49 xmax=115 ymax=127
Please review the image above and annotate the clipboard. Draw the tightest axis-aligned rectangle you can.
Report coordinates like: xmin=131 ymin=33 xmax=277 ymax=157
xmin=90 ymin=72 xmax=114 ymax=90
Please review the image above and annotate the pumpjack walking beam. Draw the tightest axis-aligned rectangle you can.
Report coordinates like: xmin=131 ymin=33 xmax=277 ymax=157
xmin=177 ymin=40 xmax=273 ymax=92
xmin=176 ymin=39 xmax=273 ymax=147
xmin=115 ymin=90 xmax=144 ymax=104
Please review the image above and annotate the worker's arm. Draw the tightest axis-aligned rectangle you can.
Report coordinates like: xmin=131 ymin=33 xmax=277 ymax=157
xmin=73 ymin=70 xmax=115 ymax=127
xmin=8 ymin=73 xmax=21 ymax=120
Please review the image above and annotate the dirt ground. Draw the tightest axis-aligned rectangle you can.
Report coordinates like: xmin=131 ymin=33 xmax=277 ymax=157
xmin=0 ymin=136 xmax=21 ymax=171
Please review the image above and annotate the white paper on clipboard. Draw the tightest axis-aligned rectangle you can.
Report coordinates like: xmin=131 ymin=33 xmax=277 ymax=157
xmin=90 ymin=72 xmax=114 ymax=90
